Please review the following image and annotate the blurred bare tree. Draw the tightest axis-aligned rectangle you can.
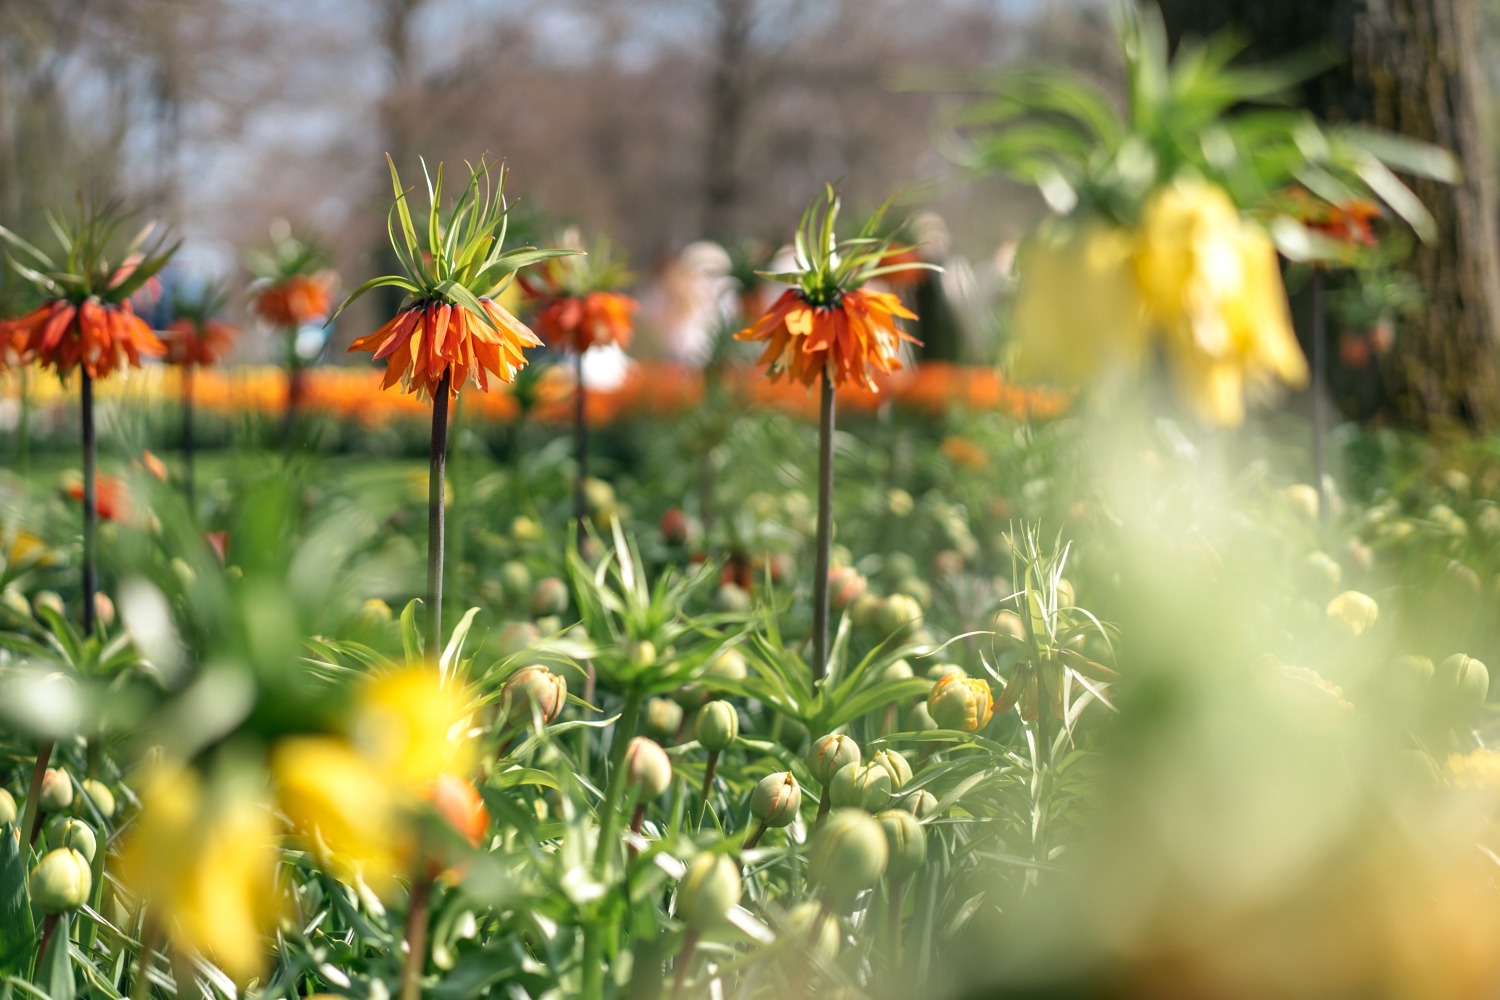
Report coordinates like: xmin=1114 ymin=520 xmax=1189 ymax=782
xmin=1159 ymin=0 xmax=1500 ymax=429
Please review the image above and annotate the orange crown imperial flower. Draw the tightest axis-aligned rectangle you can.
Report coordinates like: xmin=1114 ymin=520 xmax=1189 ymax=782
xmin=336 ymin=156 xmax=578 ymax=401
xmin=0 ymin=199 xmax=177 ymax=379
xmin=521 ymin=230 xmax=638 ymax=353
xmin=246 ymin=223 xmax=337 ymax=327
xmin=165 ymin=285 xmax=238 ymax=367
xmin=735 ymin=186 xmax=931 ymax=390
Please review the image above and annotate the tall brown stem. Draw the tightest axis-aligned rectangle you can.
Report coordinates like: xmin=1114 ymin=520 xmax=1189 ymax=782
xmin=811 ymin=373 xmax=835 ymax=682
xmin=400 ymin=874 xmax=434 ymax=1000
xmin=574 ymin=351 xmax=589 ymax=531
xmin=426 ymin=371 xmax=452 ymax=661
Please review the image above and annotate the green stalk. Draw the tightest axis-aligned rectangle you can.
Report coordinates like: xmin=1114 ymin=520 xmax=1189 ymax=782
xmin=591 ymin=688 xmax=644 ymax=880
xmin=696 ymin=749 xmax=720 ymax=828
xmin=582 ymin=689 xmax=644 ymax=998
xmin=811 ymin=373 xmax=835 ymax=682
xmin=400 ymin=873 xmax=434 ymax=1000
xmin=426 ymin=371 xmax=452 ymax=661
xmin=20 ymin=738 xmax=52 ymax=847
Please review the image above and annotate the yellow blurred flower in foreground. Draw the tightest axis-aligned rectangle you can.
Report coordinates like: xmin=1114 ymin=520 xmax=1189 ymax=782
xmin=1011 ymin=220 xmax=1146 ymax=386
xmin=1013 ymin=178 xmax=1307 ymax=426
xmin=271 ymin=737 xmax=403 ymax=891
xmin=272 ymin=665 xmax=478 ymax=893
xmin=352 ymin=665 xmax=478 ymax=793
xmin=115 ymin=763 xmax=282 ymax=985
xmin=1135 ymin=179 xmax=1307 ymax=426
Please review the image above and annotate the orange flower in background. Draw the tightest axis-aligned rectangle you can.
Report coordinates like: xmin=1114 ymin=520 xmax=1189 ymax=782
xmin=164 ymin=316 xmax=237 ymax=367
xmin=1283 ymin=187 xmax=1382 ymax=248
xmin=252 ymin=273 xmax=334 ymax=327
xmin=533 ymin=290 xmax=637 ymax=353
xmin=736 ymin=287 xmax=918 ymax=390
xmin=520 ymin=228 xmax=637 ymax=353
xmin=347 ymin=297 xmax=542 ymax=400
xmin=66 ymin=473 xmax=132 ymax=524
xmin=3 ymin=299 xmax=164 ymax=379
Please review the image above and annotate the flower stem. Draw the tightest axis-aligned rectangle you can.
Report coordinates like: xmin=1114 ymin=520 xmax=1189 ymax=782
xmin=1310 ymin=266 xmax=1329 ymax=524
xmin=815 ymin=785 xmax=831 ymax=826
xmin=400 ymin=873 xmax=434 ymax=1000
xmin=696 ymin=750 xmax=720 ymax=828
xmin=811 ymin=372 xmax=835 ymax=683
xmin=37 ymin=913 xmax=60 ymax=970
xmin=742 ymin=819 xmax=768 ymax=850
xmin=82 ymin=370 xmax=97 ymax=637
xmin=182 ymin=364 xmax=196 ymax=512
xmin=426 ymin=371 xmax=451 ymax=662
xmin=575 ymin=350 xmax=589 ymax=532
xmin=20 ymin=738 xmax=52 ymax=847
xmin=887 ymin=877 xmax=905 ymax=974
xmin=592 ymin=688 xmax=644 ymax=880
xmin=670 ymin=929 xmax=700 ymax=1000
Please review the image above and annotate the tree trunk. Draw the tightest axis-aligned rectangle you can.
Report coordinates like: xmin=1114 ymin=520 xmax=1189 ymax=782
xmin=1159 ymin=0 xmax=1500 ymax=428
xmin=701 ymin=0 xmax=755 ymax=240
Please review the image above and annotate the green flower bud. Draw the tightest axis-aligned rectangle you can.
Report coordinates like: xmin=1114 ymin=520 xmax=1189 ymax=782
xmin=583 ymin=477 xmax=616 ymax=512
xmin=805 ymin=734 xmax=861 ymax=786
xmin=925 ymin=662 xmax=965 ymax=683
xmin=1325 ymin=590 xmax=1378 ymax=638
xmin=48 ymin=817 xmax=97 ymax=863
xmin=896 ymin=577 xmax=932 ymax=610
xmin=877 ymin=594 xmax=923 ymax=641
xmin=530 ymin=577 xmax=569 ymax=618
xmin=778 ymin=718 xmax=810 ymax=755
xmin=750 ymin=772 xmax=803 ymax=828
xmin=869 ymin=750 xmax=912 ymax=791
xmin=877 ymin=659 xmax=914 ymax=683
xmin=644 ymin=697 xmax=684 ymax=741
xmin=356 ymin=598 xmax=393 ymax=630
xmin=695 ymin=701 xmax=739 ymax=752
xmin=782 ymin=901 xmax=841 ymax=964
xmin=39 ymin=768 xmax=73 ymax=812
xmin=499 ymin=560 xmax=533 ymax=603
xmin=707 ymin=648 xmax=747 ymax=683
xmin=501 ymin=666 xmax=568 ymax=728
xmin=904 ymin=701 xmax=939 ymax=732
xmin=902 ymin=789 xmax=939 ymax=819
xmin=677 ymin=853 xmax=742 ymax=930
xmin=711 ymin=583 xmax=752 ymax=614
xmin=29 ymin=848 xmax=91 ymax=913
xmin=496 ymin=621 xmax=542 ymax=658
xmin=511 ymin=515 xmax=542 ymax=542
xmin=632 ymin=640 xmax=659 ymax=669
xmin=1435 ymin=654 xmax=1489 ymax=714
xmin=0 ymin=789 xmax=15 ymax=826
xmin=625 ymin=737 xmax=673 ymax=799
xmin=876 ymin=809 xmax=927 ymax=882
xmin=808 ymin=809 xmax=888 ymax=907
xmin=848 ymin=592 xmax=884 ymax=630
xmin=535 ymin=615 xmax=563 ymax=636
xmin=927 ymin=675 xmax=995 ymax=732
xmin=76 ymin=779 xmax=115 ymax=821
xmin=33 ymin=591 xmax=65 ymax=619
xmin=994 ymin=609 xmax=1026 ymax=640
xmin=829 ymin=761 xmax=892 ymax=812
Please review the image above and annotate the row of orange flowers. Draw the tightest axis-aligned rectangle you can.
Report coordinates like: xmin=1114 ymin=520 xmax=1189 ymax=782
xmin=0 ymin=361 xmax=1068 ymax=428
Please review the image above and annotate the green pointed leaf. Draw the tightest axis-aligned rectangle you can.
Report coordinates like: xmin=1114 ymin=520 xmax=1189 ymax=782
xmin=41 ymin=913 xmax=73 ymax=1000
xmin=0 ymin=827 xmax=35 ymax=978
xmin=400 ymin=599 xmax=423 ymax=664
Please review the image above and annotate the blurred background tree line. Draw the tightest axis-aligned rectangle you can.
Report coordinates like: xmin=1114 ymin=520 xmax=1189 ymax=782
xmin=2 ymin=0 xmax=1500 ymax=429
